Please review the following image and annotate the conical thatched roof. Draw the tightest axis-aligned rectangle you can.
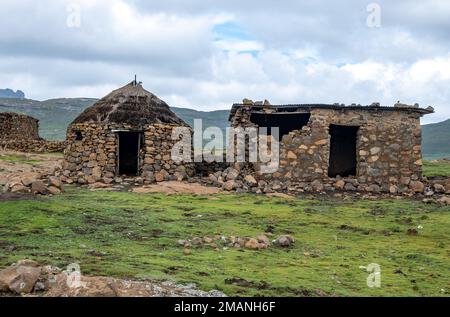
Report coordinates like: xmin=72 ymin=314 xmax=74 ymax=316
xmin=72 ymin=81 xmax=187 ymax=126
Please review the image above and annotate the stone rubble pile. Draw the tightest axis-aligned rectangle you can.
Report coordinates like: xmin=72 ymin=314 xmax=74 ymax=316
xmin=202 ymin=167 xmax=450 ymax=198
xmin=0 ymin=259 xmax=225 ymax=297
xmin=2 ymin=175 xmax=64 ymax=195
xmin=178 ymin=234 xmax=295 ymax=252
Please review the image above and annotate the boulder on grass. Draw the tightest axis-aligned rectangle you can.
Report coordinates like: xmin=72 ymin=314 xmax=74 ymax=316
xmin=273 ymin=235 xmax=295 ymax=247
xmin=438 ymin=196 xmax=450 ymax=206
xmin=223 ymin=180 xmax=236 ymax=191
xmin=48 ymin=176 xmax=62 ymax=189
xmin=0 ymin=260 xmax=41 ymax=294
xmin=433 ymin=184 xmax=445 ymax=194
xmin=31 ymin=181 xmax=48 ymax=195
xmin=10 ymin=184 xmax=29 ymax=193
xmin=409 ymin=181 xmax=425 ymax=193
xmin=48 ymin=186 xmax=62 ymax=195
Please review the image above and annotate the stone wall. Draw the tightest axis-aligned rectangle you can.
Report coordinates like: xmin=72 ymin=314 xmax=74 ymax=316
xmin=194 ymin=154 xmax=230 ymax=176
xmin=0 ymin=112 xmax=39 ymax=140
xmin=0 ymin=112 xmax=66 ymax=153
xmin=229 ymin=106 xmax=425 ymax=194
xmin=0 ymin=139 xmax=66 ymax=153
xmin=63 ymin=123 xmax=194 ymax=184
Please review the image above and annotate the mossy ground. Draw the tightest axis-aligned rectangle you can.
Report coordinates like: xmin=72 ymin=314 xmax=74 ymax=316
xmin=423 ymin=160 xmax=450 ymax=178
xmin=0 ymin=187 xmax=448 ymax=297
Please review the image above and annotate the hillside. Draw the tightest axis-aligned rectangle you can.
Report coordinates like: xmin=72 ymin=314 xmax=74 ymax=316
xmin=0 ymin=97 xmax=98 ymax=140
xmin=0 ymin=97 xmax=448 ymax=158
xmin=422 ymin=118 xmax=450 ymax=159
xmin=0 ymin=97 xmax=230 ymax=141
xmin=171 ymin=107 xmax=230 ymax=132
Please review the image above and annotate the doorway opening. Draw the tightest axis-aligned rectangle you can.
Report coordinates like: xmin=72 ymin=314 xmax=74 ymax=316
xmin=328 ymin=125 xmax=359 ymax=178
xmin=117 ymin=132 xmax=142 ymax=176
xmin=250 ymin=112 xmax=311 ymax=141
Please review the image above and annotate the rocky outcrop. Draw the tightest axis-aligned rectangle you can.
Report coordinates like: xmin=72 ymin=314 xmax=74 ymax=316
xmin=0 ymin=260 xmax=41 ymax=294
xmin=177 ymin=234 xmax=293 ymax=251
xmin=0 ymin=260 xmax=225 ymax=297
xmin=3 ymin=176 xmax=64 ymax=195
xmin=273 ymin=235 xmax=295 ymax=247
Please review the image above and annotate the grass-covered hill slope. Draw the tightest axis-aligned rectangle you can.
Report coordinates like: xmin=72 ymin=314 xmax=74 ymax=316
xmin=422 ymin=119 xmax=450 ymax=159
xmin=0 ymin=97 xmax=97 ymax=140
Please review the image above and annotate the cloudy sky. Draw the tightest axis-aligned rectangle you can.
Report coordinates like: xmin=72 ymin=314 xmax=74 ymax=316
xmin=0 ymin=0 xmax=449 ymax=123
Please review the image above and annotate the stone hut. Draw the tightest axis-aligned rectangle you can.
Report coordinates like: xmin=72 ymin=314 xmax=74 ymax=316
xmin=0 ymin=112 xmax=40 ymax=140
xmin=0 ymin=112 xmax=65 ymax=152
xmin=63 ymin=81 xmax=193 ymax=184
xmin=228 ymin=101 xmax=434 ymax=194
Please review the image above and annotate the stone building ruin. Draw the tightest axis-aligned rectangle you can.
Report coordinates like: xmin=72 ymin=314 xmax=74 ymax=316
xmin=0 ymin=112 xmax=40 ymax=140
xmin=0 ymin=112 xmax=65 ymax=152
xmin=63 ymin=81 xmax=194 ymax=184
xmin=228 ymin=101 xmax=434 ymax=194
xmin=60 ymin=78 xmax=436 ymax=195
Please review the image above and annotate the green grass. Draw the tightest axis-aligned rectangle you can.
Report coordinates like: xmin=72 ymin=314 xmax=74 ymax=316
xmin=0 ymin=154 xmax=43 ymax=164
xmin=0 ymin=188 xmax=449 ymax=297
xmin=423 ymin=160 xmax=450 ymax=177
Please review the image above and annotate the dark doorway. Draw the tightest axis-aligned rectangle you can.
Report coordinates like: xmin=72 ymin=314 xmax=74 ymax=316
xmin=118 ymin=132 xmax=142 ymax=176
xmin=250 ymin=113 xmax=311 ymax=141
xmin=328 ymin=125 xmax=359 ymax=178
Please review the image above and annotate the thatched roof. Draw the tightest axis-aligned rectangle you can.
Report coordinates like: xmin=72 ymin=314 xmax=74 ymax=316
xmin=72 ymin=81 xmax=187 ymax=126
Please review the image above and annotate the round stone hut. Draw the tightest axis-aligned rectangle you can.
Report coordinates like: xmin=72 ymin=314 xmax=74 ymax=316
xmin=63 ymin=81 xmax=193 ymax=184
xmin=0 ymin=112 xmax=66 ymax=153
xmin=0 ymin=112 xmax=40 ymax=140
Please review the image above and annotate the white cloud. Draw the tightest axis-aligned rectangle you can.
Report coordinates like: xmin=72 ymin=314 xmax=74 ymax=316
xmin=214 ymin=39 xmax=264 ymax=52
xmin=0 ymin=0 xmax=449 ymax=124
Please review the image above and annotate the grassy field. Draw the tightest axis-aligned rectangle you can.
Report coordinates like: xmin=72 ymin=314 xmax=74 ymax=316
xmin=0 ymin=154 xmax=43 ymax=164
xmin=423 ymin=160 xmax=450 ymax=178
xmin=0 ymin=187 xmax=448 ymax=297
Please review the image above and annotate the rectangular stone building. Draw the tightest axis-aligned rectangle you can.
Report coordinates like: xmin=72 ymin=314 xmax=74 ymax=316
xmin=228 ymin=102 xmax=434 ymax=193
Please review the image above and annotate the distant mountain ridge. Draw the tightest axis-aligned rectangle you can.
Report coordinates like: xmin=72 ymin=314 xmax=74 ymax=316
xmin=0 ymin=97 xmax=230 ymax=141
xmin=0 ymin=96 xmax=448 ymax=158
xmin=0 ymin=88 xmax=25 ymax=99
xmin=0 ymin=97 xmax=98 ymax=140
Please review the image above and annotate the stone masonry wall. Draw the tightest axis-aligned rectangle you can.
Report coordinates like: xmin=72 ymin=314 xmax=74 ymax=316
xmin=63 ymin=123 xmax=194 ymax=184
xmin=0 ymin=139 xmax=66 ymax=153
xmin=0 ymin=112 xmax=39 ymax=140
xmin=230 ymin=106 xmax=424 ymax=194
xmin=0 ymin=112 xmax=66 ymax=153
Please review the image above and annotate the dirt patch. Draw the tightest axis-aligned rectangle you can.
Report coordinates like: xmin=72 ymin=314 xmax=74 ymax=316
xmin=225 ymin=277 xmax=270 ymax=290
xmin=266 ymin=193 xmax=295 ymax=199
xmin=0 ymin=193 xmax=36 ymax=201
xmin=0 ymin=151 xmax=63 ymax=191
xmin=224 ymin=278 xmax=330 ymax=296
xmin=338 ymin=224 xmax=375 ymax=235
xmin=132 ymin=181 xmax=223 ymax=195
